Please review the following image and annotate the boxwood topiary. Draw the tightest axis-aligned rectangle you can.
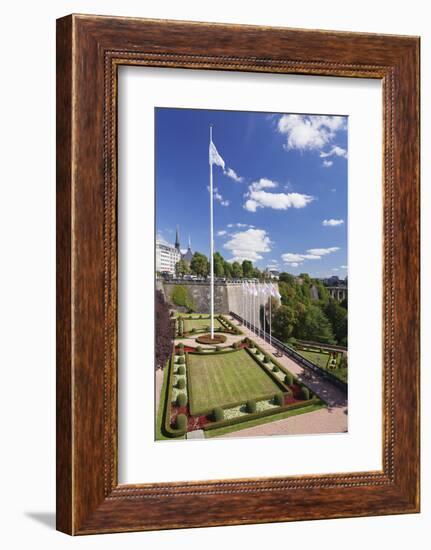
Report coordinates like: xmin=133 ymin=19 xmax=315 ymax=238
xmin=254 ymin=349 xmax=260 ymax=355
xmin=213 ymin=407 xmax=224 ymax=421
xmin=177 ymin=378 xmax=186 ymax=390
xmin=263 ymin=355 xmax=270 ymax=363
xmin=301 ymin=386 xmax=310 ymax=400
xmin=196 ymin=346 xmax=203 ymax=352
xmin=177 ymin=356 xmax=185 ymax=365
xmin=215 ymin=345 xmax=222 ymax=352
xmin=274 ymin=392 xmax=284 ymax=406
xmin=246 ymin=399 xmax=256 ymax=413
xmin=176 ymin=393 xmax=187 ymax=407
xmin=178 ymin=348 xmax=184 ymax=357
xmin=177 ymin=365 xmax=186 ymax=375
xmin=175 ymin=413 xmax=187 ymax=432
xmin=178 ymin=342 xmax=184 ymax=349
xmin=272 ymin=365 xmax=279 ymax=372
xmin=284 ymin=373 xmax=293 ymax=386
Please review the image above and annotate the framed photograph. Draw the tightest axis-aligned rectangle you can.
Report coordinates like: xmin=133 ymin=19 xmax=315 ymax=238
xmin=56 ymin=14 xmax=420 ymax=534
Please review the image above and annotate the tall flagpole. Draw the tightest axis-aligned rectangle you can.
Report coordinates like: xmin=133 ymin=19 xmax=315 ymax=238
xmin=269 ymin=285 xmax=272 ymax=348
xmin=209 ymin=126 xmax=215 ymax=339
xmin=263 ymin=284 xmax=266 ymax=342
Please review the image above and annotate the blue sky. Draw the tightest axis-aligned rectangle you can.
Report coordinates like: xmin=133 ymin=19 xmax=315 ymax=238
xmin=155 ymin=108 xmax=347 ymax=278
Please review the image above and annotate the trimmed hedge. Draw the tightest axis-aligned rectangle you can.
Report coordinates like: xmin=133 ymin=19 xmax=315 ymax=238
xmin=177 ymin=348 xmax=184 ymax=356
xmin=272 ymin=365 xmax=279 ymax=373
xmin=244 ymin=347 xmax=290 ymax=395
xmin=177 ymin=378 xmax=186 ymax=390
xmin=162 ymin=350 xmax=187 ymax=438
xmin=263 ymin=355 xmax=270 ymax=363
xmin=175 ymin=413 xmax=187 ymax=432
xmin=284 ymin=373 xmax=293 ymax=386
xmin=177 ymin=356 xmax=185 ymax=365
xmin=301 ymin=386 xmax=310 ymax=400
xmin=203 ymin=398 xmax=321 ymax=431
xmin=213 ymin=407 xmax=224 ymax=421
xmin=196 ymin=346 xmax=203 ymax=352
xmin=246 ymin=399 xmax=257 ymax=413
xmin=274 ymin=392 xmax=284 ymax=406
xmin=177 ymin=365 xmax=186 ymax=375
xmin=177 ymin=393 xmax=187 ymax=407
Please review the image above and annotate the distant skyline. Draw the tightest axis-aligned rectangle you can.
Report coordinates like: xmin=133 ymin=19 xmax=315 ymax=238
xmin=155 ymin=108 xmax=348 ymax=278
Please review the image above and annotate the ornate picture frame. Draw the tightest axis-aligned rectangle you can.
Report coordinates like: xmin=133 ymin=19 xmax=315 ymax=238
xmin=56 ymin=14 xmax=420 ymax=534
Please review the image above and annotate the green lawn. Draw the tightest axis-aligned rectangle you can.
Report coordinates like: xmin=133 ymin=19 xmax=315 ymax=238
xmin=183 ymin=317 xmax=222 ymax=333
xmin=187 ymin=349 xmax=280 ymax=415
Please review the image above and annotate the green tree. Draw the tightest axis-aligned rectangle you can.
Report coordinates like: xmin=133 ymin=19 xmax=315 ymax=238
xmin=213 ymin=252 xmax=225 ymax=277
xmin=279 ymin=272 xmax=295 ymax=284
xmin=223 ymin=261 xmax=232 ymax=279
xmin=272 ymin=305 xmax=297 ymax=342
xmin=175 ymin=258 xmax=190 ymax=278
xmin=231 ymin=261 xmax=243 ymax=278
xmin=242 ymin=260 xmax=254 ymax=278
xmin=324 ymin=299 xmax=348 ymax=345
xmin=190 ymin=252 xmax=209 ymax=277
xmin=294 ymin=304 xmax=335 ymax=344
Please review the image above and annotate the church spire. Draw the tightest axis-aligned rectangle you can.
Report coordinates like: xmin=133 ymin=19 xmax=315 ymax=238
xmin=188 ymin=234 xmax=192 ymax=250
xmin=175 ymin=225 xmax=180 ymax=251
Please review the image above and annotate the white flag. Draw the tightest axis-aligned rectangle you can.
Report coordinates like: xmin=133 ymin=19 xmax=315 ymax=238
xmin=209 ymin=140 xmax=225 ymax=169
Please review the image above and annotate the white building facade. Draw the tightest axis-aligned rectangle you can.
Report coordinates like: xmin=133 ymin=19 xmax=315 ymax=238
xmin=156 ymin=241 xmax=181 ymax=275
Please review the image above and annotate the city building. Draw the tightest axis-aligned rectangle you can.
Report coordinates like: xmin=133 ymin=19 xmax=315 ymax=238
xmin=156 ymin=240 xmax=181 ymax=275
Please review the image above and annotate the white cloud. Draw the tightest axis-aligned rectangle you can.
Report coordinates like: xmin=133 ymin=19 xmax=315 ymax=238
xmin=156 ymin=232 xmax=170 ymax=246
xmin=307 ymin=247 xmax=340 ymax=256
xmin=332 ymin=268 xmax=339 ymax=271
xmin=208 ymin=186 xmax=230 ymax=207
xmin=223 ymin=228 xmax=271 ymax=263
xmin=277 ymin=114 xmax=346 ymax=152
xmin=244 ymin=190 xmax=314 ymax=212
xmin=320 ymin=145 xmax=348 ymax=159
xmin=282 ymin=246 xmax=340 ymax=266
xmin=322 ymin=160 xmax=333 ymax=168
xmin=340 ymin=265 xmax=348 ymax=269
xmin=217 ymin=230 xmax=228 ymax=237
xmin=322 ymin=219 xmax=344 ymax=227
xmin=227 ymin=223 xmax=254 ymax=229
xmin=249 ymin=178 xmax=278 ymax=192
xmin=224 ymin=167 xmax=244 ymax=182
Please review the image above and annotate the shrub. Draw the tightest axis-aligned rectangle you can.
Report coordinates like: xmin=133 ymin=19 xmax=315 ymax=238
xmin=196 ymin=346 xmax=203 ymax=352
xmin=176 ymin=393 xmax=187 ymax=407
xmin=177 ymin=378 xmax=186 ymax=390
xmin=272 ymin=365 xmax=279 ymax=373
xmin=232 ymin=341 xmax=241 ymax=349
xmin=178 ymin=342 xmax=184 ymax=349
xmin=171 ymin=285 xmax=193 ymax=309
xmin=177 ymin=365 xmax=186 ymax=375
xmin=175 ymin=413 xmax=187 ymax=432
xmin=191 ymin=328 xmax=196 ymax=333
xmin=284 ymin=373 xmax=293 ymax=386
xmin=274 ymin=393 xmax=284 ymax=406
xmin=301 ymin=386 xmax=310 ymax=400
xmin=263 ymin=355 xmax=270 ymax=363
xmin=177 ymin=349 xmax=184 ymax=357
xmin=213 ymin=407 xmax=224 ymax=421
xmin=215 ymin=346 xmax=222 ymax=352
xmin=246 ymin=399 xmax=256 ymax=413
xmin=177 ymin=356 xmax=185 ymax=365
xmin=255 ymin=349 xmax=260 ymax=355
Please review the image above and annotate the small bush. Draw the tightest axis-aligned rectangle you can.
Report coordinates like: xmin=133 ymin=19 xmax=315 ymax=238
xmin=272 ymin=365 xmax=279 ymax=373
xmin=215 ymin=346 xmax=222 ymax=352
xmin=177 ymin=365 xmax=186 ymax=375
xmin=178 ymin=348 xmax=184 ymax=357
xmin=274 ymin=393 xmax=284 ymax=406
xmin=177 ymin=378 xmax=186 ymax=390
xmin=177 ymin=356 xmax=185 ymax=365
xmin=246 ymin=399 xmax=256 ymax=413
xmin=196 ymin=346 xmax=203 ymax=352
xmin=301 ymin=386 xmax=310 ymax=400
xmin=178 ymin=342 xmax=184 ymax=349
xmin=255 ymin=349 xmax=260 ymax=355
xmin=284 ymin=373 xmax=293 ymax=386
xmin=175 ymin=413 xmax=187 ymax=432
xmin=263 ymin=355 xmax=270 ymax=363
xmin=213 ymin=407 xmax=224 ymax=421
xmin=232 ymin=341 xmax=241 ymax=349
xmin=177 ymin=393 xmax=187 ymax=407
xmin=191 ymin=328 xmax=196 ymax=333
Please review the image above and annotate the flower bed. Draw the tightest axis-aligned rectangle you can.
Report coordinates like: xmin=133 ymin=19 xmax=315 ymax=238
xmin=195 ymin=333 xmax=227 ymax=345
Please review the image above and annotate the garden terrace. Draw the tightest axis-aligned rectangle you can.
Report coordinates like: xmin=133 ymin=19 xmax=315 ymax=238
xmin=186 ymin=349 xmax=282 ymax=416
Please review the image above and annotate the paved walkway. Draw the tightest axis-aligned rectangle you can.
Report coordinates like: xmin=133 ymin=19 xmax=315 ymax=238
xmin=221 ymin=405 xmax=347 ymax=438
xmin=155 ymin=368 xmax=164 ymax=414
xmin=227 ymin=316 xmax=347 ymax=409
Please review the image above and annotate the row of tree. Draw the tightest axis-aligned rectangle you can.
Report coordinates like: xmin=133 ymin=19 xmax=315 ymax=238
xmin=176 ymin=251 xmax=263 ymax=279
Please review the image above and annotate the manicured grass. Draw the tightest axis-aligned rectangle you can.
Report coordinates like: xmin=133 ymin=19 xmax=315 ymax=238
xmin=298 ymin=349 xmax=347 ymax=383
xmin=299 ymin=350 xmax=330 ymax=369
xmin=205 ymin=403 xmax=324 ymax=438
xmin=183 ymin=317 xmax=222 ymax=333
xmin=187 ymin=349 xmax=280 ymax=416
